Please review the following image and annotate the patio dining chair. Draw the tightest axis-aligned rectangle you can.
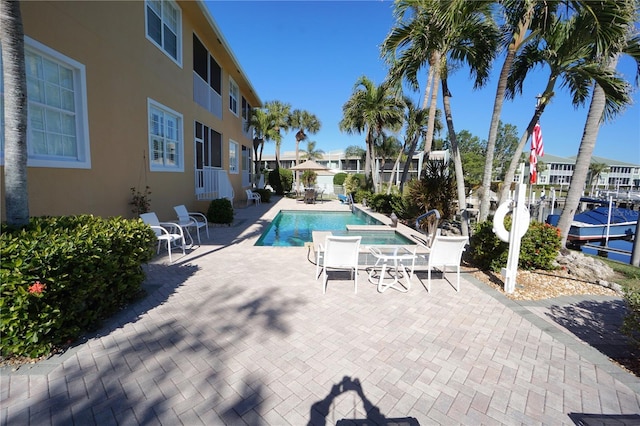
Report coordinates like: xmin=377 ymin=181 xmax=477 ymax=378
xmin=174 ymin=205 xmax=209 ymax=245
xmin=423 ymin=235 xmax=468 ymax=292
xmin=317 ymin=235 xmax=362 ymax=294
xmin=140 ymin=212 xmax=185 ymax=263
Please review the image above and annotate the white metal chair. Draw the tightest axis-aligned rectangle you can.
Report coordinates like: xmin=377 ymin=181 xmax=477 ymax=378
xmin=317 ymin=235 xmax=362 ymax=294
xmin=140 ymin=212 xmax=185 ymax=263
xmin=424 ymin=236 xmax=469 ymax=292
xmin=246 ymin=189 xmax=261 ymax=207
xmin=173 ymin=205 xmax=209 ymax=245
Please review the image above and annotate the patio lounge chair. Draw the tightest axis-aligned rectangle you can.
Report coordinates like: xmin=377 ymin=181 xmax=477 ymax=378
xmin=174 ymin=205 xmax=209 ymax=245
xmin=140 ymin=212 xmax=185 ymax=263
xmin=317 ymin=235 xmax=362 ymax=294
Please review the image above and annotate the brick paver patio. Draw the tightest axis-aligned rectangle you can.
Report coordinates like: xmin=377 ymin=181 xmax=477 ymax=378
xmin=2 ymin=197 xmax=639 ymax=425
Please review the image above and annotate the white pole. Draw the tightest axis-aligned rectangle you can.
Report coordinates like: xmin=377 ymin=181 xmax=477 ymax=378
xmin=605 ymin=195 xmax=613 ymax=246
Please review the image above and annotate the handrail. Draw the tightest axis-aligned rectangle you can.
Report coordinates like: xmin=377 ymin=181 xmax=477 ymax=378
xmin=414 ymin=209 xmax=441 ymax=248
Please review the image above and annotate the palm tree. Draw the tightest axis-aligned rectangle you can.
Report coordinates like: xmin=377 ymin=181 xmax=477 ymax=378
xmin=339 ymin=76 xmax=404 ymax=192
xmin=382 ymin=1 xmax=444 ymax=170
xmin=265 ymin=100 xmax=291 ymax=169
xmin=556 ymin=0 xmax=639 ymax=248
xmin=376 ymin=133 xmax=402 ymax=192
xmin=478 ymin=0 xmax=554 ymax=222
xmin=398 ymin=97 xmax=436 ymax=192
xmin=246 ymin=107 xmax=278 ymax=186
xmin=1 ymin=0 xmax=29 ymax=226
xmin=587 ymin=162 xmax=609 ymax=195
xmin=289 ymin=109 xmax=321 ymax=191
xmin=498 ymin=6 xmax=631 ymax=206
xmin=301 ymin=140 xmax=324 ymax=161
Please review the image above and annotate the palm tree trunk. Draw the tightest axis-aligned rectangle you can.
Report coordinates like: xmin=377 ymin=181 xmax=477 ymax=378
xmin=422 ymin=51 xmax=442 ymax=156
xmin=441 ymin=78 xmax=469 ymax=236
xmin=498 ymin=80 xmax=556 ymax=204
xmin=557 ymin=57 xmax=619 ymax=248
xmin=480 ymin=8 xmax=533 ymax=222
xmin=479 ymin=49 xmax=516 ymax=222
xmin=1 ymin=0 xmax=30 ymax=226
xmin=387 ymin=148 xmax=404 ymax=195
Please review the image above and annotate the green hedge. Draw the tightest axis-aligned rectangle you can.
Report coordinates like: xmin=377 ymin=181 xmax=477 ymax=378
xmin=622 ymin=287 xmax=640 ymax=353
xmin=1 ymin=215 xmax=156 ymax=358
xmin=468 ymin=219 xmax=561 ymax=272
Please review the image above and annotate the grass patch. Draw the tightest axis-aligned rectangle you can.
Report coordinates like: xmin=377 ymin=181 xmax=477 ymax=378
xmin=588 ymin=255 xmax=640 ymax=290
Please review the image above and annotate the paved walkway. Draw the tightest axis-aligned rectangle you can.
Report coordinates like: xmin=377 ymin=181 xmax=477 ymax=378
xmin=2 ymin=197 xmax=640 ymax=425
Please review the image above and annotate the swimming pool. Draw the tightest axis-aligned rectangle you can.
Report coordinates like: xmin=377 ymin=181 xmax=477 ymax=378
xmin=255 ymin=210 xmax=415 ymax=247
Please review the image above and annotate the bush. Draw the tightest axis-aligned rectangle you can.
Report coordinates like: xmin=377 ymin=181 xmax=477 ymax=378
xmin=301 ymin=170 xmax=317 ymax=187
xmin=207 ymin=198 xmax=234 ymax=224
xmin=333 ymin=173 xmax=347 ymax=186
xmin=368 ymin=193 xmax=402 ymax=214
xmin=255 ymin=188 xmax=272 ymax=203
xmin=0 ymin=216 xmax=155 ymax=358
xmin=468 ymin=219 xmax=561 ymax=272
xmin=622 ymin=287 xmax=640 ymax=353
xmin=353 ymin=189 xmax=373 ymax=204
xmin=344 ymin=173 xmax=365 ymax=195
xmin=268 ymin=168 xmax=293 ymax=195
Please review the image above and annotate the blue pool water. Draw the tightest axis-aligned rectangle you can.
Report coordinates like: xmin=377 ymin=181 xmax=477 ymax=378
xmin=255 ymin=210 xmax=415 ymax=247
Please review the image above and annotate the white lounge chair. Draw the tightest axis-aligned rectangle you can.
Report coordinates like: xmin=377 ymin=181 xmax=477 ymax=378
xmin=173 ymin=205 xmax=209 ymax=245
xmin=317 ymin=235 xmax=362 ymax=294
xmin=246 ymin=189 xmax=261 ymax=207
xmin=140 ymin=212 xmax=185 ymax=263
xmin=424 ymin=236 xmax=469 ymax=292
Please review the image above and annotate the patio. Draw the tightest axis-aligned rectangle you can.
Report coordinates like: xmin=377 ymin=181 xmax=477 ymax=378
xmin=2 ymin=196 xmax=639 ymax=425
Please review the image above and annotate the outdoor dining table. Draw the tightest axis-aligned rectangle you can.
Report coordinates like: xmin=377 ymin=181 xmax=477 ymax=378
xmin=367 ymin=246 xmax=417 ymax=293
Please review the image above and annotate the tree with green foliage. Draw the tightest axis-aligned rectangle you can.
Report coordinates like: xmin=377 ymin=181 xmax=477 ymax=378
xmin=339 ymin=76 xmax=404 ymax=192
xmin=556 ymin=0 xmax=639 ymax=249
xmin=301 ymin=140 xmax=324 ymax=161
xmin=289 ymin=109 xmax=321 ymax=191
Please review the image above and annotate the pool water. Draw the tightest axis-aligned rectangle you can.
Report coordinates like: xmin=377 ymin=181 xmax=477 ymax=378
xmin=255 ymin=210 xmax=414 ymax=247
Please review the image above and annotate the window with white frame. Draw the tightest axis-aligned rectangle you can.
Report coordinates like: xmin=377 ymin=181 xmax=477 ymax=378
xmin=145 ymin=0 xmax=182 ymax=66
xmin=148 ymin=99 xmax=183 ymax=171
xmin=0 ymin=37 xmax=91 ymax=168
xmin=229 ymin=140 xmax=238 ymax=173
xmin=229 ymin=78 xmax=239 ymax=116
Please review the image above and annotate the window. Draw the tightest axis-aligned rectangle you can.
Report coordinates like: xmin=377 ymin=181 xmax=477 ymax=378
xmin=229 ymin=140 xmax=238 ymax=173
xmin=193 ymin=35 xmax=221 ymax=94
xmin=0 ymin=36 xmax=90 ymax=168
xmin=146 ymin=0 xmax=182 ymax=66
xmin=148 ymin=99 xmax=183 ymax=171
xmin=229 ymin=78 xmax=239 ymax=116
xmin=242 ymin=97 xmax=251 ymax=120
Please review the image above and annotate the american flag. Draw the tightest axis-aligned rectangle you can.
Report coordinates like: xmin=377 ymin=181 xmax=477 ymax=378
xmin=530 ymin=123 xmax=544 ymax=184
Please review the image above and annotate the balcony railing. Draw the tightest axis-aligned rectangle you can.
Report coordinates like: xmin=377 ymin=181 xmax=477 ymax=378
xmin=196 ymin=168 xmax=234 ymax=202
xmin=193 ymin=72 xmax=222 ymax=119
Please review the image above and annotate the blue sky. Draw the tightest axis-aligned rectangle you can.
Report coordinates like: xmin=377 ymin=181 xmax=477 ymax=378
xmin=207 ymin=0 xmax=640 ymax=165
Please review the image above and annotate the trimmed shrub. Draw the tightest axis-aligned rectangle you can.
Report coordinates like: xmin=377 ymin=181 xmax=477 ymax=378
xmin=468 ymin=218 xmax=561 ymax=272
xmin=353 ymin=189 xmax=373 ymax=204
xmin=1 ymin=216 xmax=156 ymax=358
xmin=255 ymin=188 xmax=272 ymax=203
xmin=333 ymin=173 xmax=347 ymax=186
xmin=207 ymin=198 xmax=234 ymax=224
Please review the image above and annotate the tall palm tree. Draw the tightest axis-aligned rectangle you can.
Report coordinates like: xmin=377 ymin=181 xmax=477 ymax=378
xmin=587 ymin=162 xmax=609 ymax=195
xmin=265 ymin=100 xmax=291 ymax=169
xmin=301 ymin=140 xmax=324 ymax=161
xmin=557 ymin=0 xmax=639 ymax=247
xmin=498 ymin=6 xmax=631 ymax=206
xmin=289 ymin=109 xmax=321 ymax=191
xmin=478 ymin=0 xmax=554 ymax=222
xmin=1 ymin=0 xmax=29 ymax=226
xmin=382 ymin=1 xmax=444 ymax=164
xmin=398 ymin=97 xmax=432 ymax=193
xmin=376 ymin=133 xmax=402 ymax=192
xmin=246 ymin=106 xmax=278 ymax=186
xmin=339 ymin=76 xmax=404 ymax=192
